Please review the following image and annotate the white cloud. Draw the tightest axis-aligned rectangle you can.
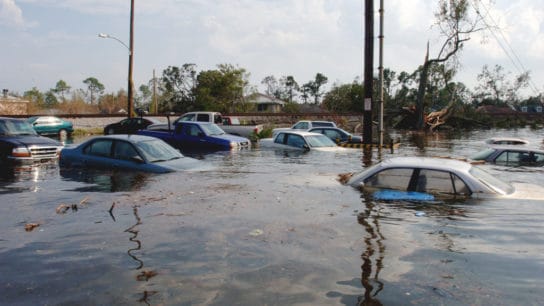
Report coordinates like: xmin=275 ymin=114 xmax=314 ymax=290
xmin=0 ymin=0 xmax=25 ymax=27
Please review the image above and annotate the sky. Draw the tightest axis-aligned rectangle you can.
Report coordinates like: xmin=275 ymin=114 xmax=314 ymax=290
xmin=1 ymin=0 xmax=544 ymax=99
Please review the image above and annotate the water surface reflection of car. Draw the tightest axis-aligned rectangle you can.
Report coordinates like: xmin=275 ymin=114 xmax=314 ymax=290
xmin=59 ymin=135 xmax=205 ymax=173
xmin=346 ymin=157 xmax=544 ymax=200
xmin=259 ymin=131 xmax=346 ymax=152
xmin=27 ymin=116 xmax=74 ymax=137
xmin=470 ymin=146 xmax=544 ymax=167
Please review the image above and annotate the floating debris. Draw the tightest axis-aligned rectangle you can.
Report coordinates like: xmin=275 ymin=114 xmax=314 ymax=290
xmin=136 ymin=270 xmax=158 ymax=281
xmin=56 ymin=204 xmax=71 ymax=214
xmin=249 ymin=229 xmax=264 ymax=237
xmin=415 ymin=211 xmax=426 ymax=217
xmin=25 ymin=223 xmax=40 ymax=232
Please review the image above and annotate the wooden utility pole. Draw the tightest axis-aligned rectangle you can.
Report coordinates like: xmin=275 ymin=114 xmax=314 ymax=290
xmin=363 ymin=0 xmax=374 ymax=144
xmin=127 ymin=0 xmax=135 ymax=118
xmin=378 ymin=0 xmax=384 ymax=149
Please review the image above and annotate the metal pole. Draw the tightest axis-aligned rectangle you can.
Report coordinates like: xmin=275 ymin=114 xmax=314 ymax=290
xmin=127 ymin=0 xmax=134 ymax=118
xmin=363 ymin=0 xmax=374 ymax=145
xmin=153 ymin=69 xmax=157 ymax=114
xmin=378 ymin=0 xmax=384 ymax=149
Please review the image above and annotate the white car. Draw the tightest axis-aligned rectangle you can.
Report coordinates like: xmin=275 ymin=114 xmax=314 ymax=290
xmin=259 ymin=131 xmax=346 ymax=152
xmin=346 ymin=156 xmax=544 ymax=201
xmin=484 ymin=137 xmax=529 ymax=145
xmin=272 ymin=120 xmax=337 ymax=137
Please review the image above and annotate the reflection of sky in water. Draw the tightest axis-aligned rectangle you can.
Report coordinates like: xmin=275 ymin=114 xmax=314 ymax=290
xmin=0 ymin=127 xmax=544 ymax=305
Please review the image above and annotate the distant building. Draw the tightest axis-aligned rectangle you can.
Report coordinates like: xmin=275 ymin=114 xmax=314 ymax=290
xmin=0 ymin=89 xmax=29 ymax=115
xmin=245 ymin=93 xmax=285 ymax=113
xmin=476 ymin=105 xmax=517 ymax=114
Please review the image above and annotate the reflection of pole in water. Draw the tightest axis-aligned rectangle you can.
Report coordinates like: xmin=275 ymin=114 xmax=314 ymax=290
xmin=124 ymin=205 xmax=143 ymax=270
xmin=357 ymin=193 xmax=385 ymax=305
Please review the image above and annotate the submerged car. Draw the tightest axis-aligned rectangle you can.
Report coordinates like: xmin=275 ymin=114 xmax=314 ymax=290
xmin=103 ymin=117 xmax=164 ymax=135
xmin=484 ymin=137 xmax=529 ymax=145
xmin=308 ymin=126 xmax=362 ymax=144
xmin=259 ymin=131 xmax=346 ymax=152
xmin=27 ymin=116 xmax=74 ymax=137
xmin=346 ymin=157 xmax=544 ymax=201
xmin=59 ymin=135 xmax=205 ymax=173
xmin=470 ymin=146 xmax=544 ymax=167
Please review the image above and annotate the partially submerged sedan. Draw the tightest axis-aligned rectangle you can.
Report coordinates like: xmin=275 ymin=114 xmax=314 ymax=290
xmin=470 ymin=146 xmax=544 ymax=167
xmin=259 ymin=131 xmax=346 ymax=152
xmin=60 ymin=135 xmax=205 ymax=173
xmin=346 ymin=157 xmax=544 ymax=201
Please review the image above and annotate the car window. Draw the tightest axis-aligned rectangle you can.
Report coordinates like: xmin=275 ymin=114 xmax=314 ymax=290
xmin=416 ymin=169 xmax=469 ymax=195
xmin=83 ymin=139 xmax=113 ymax=157
xmin=178 ymin=114 xmax=195 ymax=122
xmin=313 ymin=122 xmax=334 ymax=127
xmin=196 ymin=114 xmax=210 ymax=122
xmin=495 ymin=150 xmax=521 ymax=165
xmin=185 ymin=125 xmax=201 ymax=136
xmin=113 ymin=141 xmax=140 ymax=161
xmin=293 ymin=122 xmax=309 ymax=129
xmin=365 ymin=168 xmax=413 ymax=191
xmin=323 ymin=129 xmax=341 ymax=140
xmin=274 ymin=133 xmax=286 ymax=144
xmin=286 ymin=134 xmax=306 ymax=148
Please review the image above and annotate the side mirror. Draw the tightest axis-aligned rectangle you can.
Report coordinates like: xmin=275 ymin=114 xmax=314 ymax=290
xmin=303 ymin=144 xmax=310 ymax=151
xmin=198 ymin=132 xmax=205 ymax=137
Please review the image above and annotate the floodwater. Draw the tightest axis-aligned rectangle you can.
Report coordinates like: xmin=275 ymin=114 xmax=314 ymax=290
xmin=1 ymin=128 xmax=544 ymax=306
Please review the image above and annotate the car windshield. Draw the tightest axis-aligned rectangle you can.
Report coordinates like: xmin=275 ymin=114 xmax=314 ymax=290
xmin=470 ymin=148 xmax=495 ymax=160
xmin=200 ymin=124 xmax=225 ymax=136
xmin=305 ymin=135 xmax=337 ymax=147
xmin=0 ymin=120 xmax=38 ymax=136
xmin=469 ymin=166 xmax=514 ymax=195
xmin=137 ymin=139 xmax=183 ymax=162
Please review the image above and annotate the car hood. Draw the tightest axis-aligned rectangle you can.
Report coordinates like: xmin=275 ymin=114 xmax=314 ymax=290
xmin=4 ymin=135 xmax=63 ymax=147
xmin=155 ymin=156 xmax=211 ymax=172
xmin=504 ymin=182 xmax=544 ymax=200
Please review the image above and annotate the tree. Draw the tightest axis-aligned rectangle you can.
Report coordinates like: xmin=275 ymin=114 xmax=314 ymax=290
xmin=322 ymin=81 xmax=363 ymax=112
xmin=83 ymin=77 xmax=105 ymax=104
xmin=414 ymin=0 xmax=484 ymax=129
xmin=261 ymin=75 xmax=281 ymax=98
xmin=44 ymin=90 xmax=58 ymax=107
xmin=474 ymin=64 xmax=530 ymax=105
xmin=137 ymin=84 xmax=153 ymax=112
xmin=52 ymin=80 xmax=71 ymax=102
xmin=160 ymin=63 xmax=198 ymax=112
xmin=195 ymin=64 xmax=251 ymax=113
xmin=23 ymin=87 xmax=45 ymax=108
xmin=303 ymin=73 xmax=328 ymax=104
xmin=280 ymin=76 xmax=299 ymax=103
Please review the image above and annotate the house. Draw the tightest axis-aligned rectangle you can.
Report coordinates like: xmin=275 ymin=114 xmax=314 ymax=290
xmin=245 ymin=93 xmax=285 ymax=113
xmin=475 ymin=105 xmax=517 ymax=114
xmin=0 ymin=89 xmax=29 ymax=115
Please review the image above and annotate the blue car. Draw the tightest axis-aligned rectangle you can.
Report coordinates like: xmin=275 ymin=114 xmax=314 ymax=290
xmin=59 ymin=135 xmax=205 ymax=173
xmin=137 ymin=121 xmax=251 ymax=151
xmin=27 ymin=116 xmax=74 ymax=137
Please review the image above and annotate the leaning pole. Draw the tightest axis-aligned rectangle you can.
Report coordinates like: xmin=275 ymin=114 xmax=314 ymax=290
xmin=363 ymin=0 xmax=374 ymax=145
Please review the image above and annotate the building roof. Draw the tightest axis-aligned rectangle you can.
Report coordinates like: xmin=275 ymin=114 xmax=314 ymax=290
xmin=245 ymin=93 xmax=285 ymax=106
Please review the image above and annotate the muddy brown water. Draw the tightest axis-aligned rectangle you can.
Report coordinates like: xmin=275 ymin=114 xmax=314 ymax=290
xmin=1 ymin=128 xmax=544 ymax=305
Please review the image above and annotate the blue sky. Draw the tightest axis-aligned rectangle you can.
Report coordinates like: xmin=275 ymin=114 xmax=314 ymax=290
xmin=2 ymin=0 xmax=544 ymax=98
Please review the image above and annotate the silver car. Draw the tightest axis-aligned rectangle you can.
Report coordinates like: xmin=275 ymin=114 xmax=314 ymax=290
xmin=347 ymin=157 xmax=544 ymax=200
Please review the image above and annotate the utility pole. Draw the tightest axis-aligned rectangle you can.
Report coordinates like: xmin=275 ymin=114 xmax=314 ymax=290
xmin=363 ymin=0 xmax=374 ymax=145
xmin=378 ymin=0 xmax=384 ymax=149
xmin=127 ymin=0 xmax=135 ymax=118
xmin=153 ymin=69 xmax=157 ymax=114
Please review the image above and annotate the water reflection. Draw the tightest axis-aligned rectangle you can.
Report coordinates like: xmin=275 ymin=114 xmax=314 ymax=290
xmin=356 ymin=193 xmax=385 ymax=306
xmin=60 ymin=168 xmax=150 ymax=192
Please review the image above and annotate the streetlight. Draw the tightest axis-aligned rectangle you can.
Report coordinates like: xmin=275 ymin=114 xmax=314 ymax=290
xmin=98 ymin=0 xmax=134 ymax=118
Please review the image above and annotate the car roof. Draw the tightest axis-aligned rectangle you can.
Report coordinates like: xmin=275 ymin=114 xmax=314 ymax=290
xmin=378 ymin=156 xmax=473 ymax=173
xmin=276 ymin=130 xmax=327 ymax=137
xmin=488 ymin=146 xmax=544 ymax=153
xmin=89 ymin=134 xmax=159 ymax=143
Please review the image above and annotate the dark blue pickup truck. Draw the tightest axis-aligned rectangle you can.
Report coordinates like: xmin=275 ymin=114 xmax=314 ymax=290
xmin=0 ymin=117 xmax=63 ymax=166
xmin=137 ymin=121 xmax=250 ymax=151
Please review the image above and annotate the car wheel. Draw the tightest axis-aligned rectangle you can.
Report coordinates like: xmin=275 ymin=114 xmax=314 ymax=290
xmin=59 ymin=129 xmax=68 ymax=139
xmin=106 ymin=127 xmax=115 ymax=135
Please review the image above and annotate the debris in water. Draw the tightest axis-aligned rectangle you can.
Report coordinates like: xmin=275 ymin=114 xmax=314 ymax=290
xmin=56 ymin=204 xmax=70 ymax=214
xmin=136 ymin=270 xmax=158 ymax=281
xmin=415 ymin=211 xmax=426 ymax=217
xmin=25 ymin=223 xmax=40 ymax=232
xmin=249 ymin=229 xmax=264 ymax=237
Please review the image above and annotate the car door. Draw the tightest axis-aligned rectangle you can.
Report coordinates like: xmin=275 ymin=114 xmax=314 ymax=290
xmin=112 ymin=140 xmax=145 ymax=171
xmin=81 ymin=139 xmax=114 ymax=168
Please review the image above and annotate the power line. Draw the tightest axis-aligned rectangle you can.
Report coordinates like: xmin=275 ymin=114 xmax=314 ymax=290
xmin=472 ymin=0 xmax=540 ymax=95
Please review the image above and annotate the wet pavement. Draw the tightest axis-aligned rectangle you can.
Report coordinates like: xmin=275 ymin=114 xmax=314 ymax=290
xmin=1 ymin=128 xmax=544 ymax=305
